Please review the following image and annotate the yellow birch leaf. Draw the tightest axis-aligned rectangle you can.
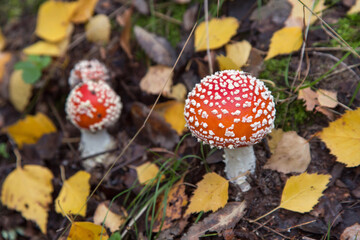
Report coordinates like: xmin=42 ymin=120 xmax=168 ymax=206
xmin=195 ymin=17 xmax=239 ymax=52
xmin=5 ymin=112 xmax=56 ymax=149
xmin=67 ymin=222 xmax=109 ymax=240
xmin=154 ymin=100 xmax=187 ymax=135
xmin=35 ymin=0 xmax=78 ymax=42
xmin=318 ymin=108 xmax=360 ymax=167
xmin=169 ymin=83 xmax=187 ymax=102
xmin=216 ymin=55 xmax=240 ymax=71
xmin=55 ymin=171 xmax=90 ymax=217
xmin=225 ymin=40 xmax=252 ymax=68
xmin=23 ymin=41 xmax=61 ymax=56
xmin=285 ymin=0 xmax=325 ymax=27
xmin=0 ymin=28 xmax=6 ymax=51
xmin=1 ymin=165 xmax=54 ymax=233
xmin=265 ymin=27 xmax=303 ymax=60
xmin=9 ymin=70 xmax=33 ymax=112
xmin=86 ymin=14 xmax=111 ymax=44
xmin=71 ymin=0 xmax=99 ymax=23
xmin=25 ymin=24 xmax=74 ymax=56
xmin=348 ymin=0 xmax=360 ymax=14
xmin=135 ymin=162 xmax=164 ymax=184
xmin=93 ymin=201 xmax=128 ymax=233
xmin=185 ymin=172 xmax=228 ymax=215
xmin=280 ymin=172 xmax=330 ymax=213
xmin=0 ymin=52 xmax=12 ymax=82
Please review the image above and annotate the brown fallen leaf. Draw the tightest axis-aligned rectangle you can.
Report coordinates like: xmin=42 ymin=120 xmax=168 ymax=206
xmin=153 ymin=178 xmax=188 ymax=232
xmin=182 ymin=201 xmax=247 ymax=240
xmin=0 ymin=52 xmax=12 ymax=83
xmin=316 ymin=89 xmax=338 ymax=108
xmin=117 ymin=8 xmax=133 ymax=59
xmin=264 ymin=131 xmax=311 ymax=174
xmin=340 ymin=223 xmax=360 ymax=240
xmin=93 ymin=201 xmax=128 ymax=233
xmin=134 ymin=26 xmax=176 ymax=66
xmin=267 ymin=128 xmax=285 ymax=154
xmin=130 ymin=102 xmax=179 ymax=150
xmin=140 ymin=65 xmax=173 ymax=96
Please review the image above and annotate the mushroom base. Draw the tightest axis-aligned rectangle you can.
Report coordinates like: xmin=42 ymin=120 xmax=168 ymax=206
xmin=223 ymin=145 xmax=256 ymax=192
xmin=80 ymin=129 xmax=117 ymax=170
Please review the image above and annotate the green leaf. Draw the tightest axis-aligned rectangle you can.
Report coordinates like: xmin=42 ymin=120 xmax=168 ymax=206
xmin=22 ymin=68 xmax=42 ymax=84
xmin=28 ymin=55 xmax=51 ymax=69
xmin=109 ymin=232 xmax=121 ymax=240
xmin=14 ymin=61 xmax=36 ymax=70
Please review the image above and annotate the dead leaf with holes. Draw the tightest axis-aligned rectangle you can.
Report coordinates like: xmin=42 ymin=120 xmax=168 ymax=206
xmin=93 ymin=201 xmax=128 ymax=233
xmin=55 ymin=171 xmax=90 ymax=217
xmin=185 ymin=172 xmax=228 ymax=215
xmin=153 ymin=178 xmax=188 ymax=232
xmin=140 ymin=65 xmax=173 ymax=96
xmin=319 ymin=108 xmax=360 ymax=167
xmin=5 ymin=112 xmax=57 ymax=149
xmin=1 ymin=165 xmax=53 ymax=233
xmin=154 ymin=100 xmax=187 ymax=135
xmin=67 ymin=222 xmax=109 ymax=240
xmin=264 ymin=131 xmax=311 ymax=174
xmin=195 ymin=17 xmax=239 ymax=52
xmin=183 ymin=201 xmax=246 ymax=240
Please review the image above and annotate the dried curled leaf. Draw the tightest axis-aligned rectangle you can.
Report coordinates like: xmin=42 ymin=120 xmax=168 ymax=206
xmin=1 ymin=165 xmax=54 ymax=233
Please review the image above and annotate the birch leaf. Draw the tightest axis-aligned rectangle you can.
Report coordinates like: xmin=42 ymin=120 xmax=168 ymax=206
xmin=68 ymin=222 xmax=109 ymax=240
xmin=195 ymin=17 xmax=239 ymax=52
xmin=280 ymin=172 xmax=330 ymax=213
xmin=154 ymin=100 xmax=187 ymax=135
xmin=1 ymin=165 xmax=53 ymax=233
xmin=185 ymin=172 xmax=228 ymax=215
xmin=55 ymin=171 xmax=91 ymax=217
xmin=9 ymin=70 xmax=33 ymax=112
xmin=319 ymin=108 xmax=360 ymax=167
xmin=265 ymin=27 xmax=303 ymax=60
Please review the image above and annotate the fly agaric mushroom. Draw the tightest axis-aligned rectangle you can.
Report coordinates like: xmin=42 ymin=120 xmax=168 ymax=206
xmin=66 ymin=80 xmax=122 ymax=170
xmin=69 ymin=59 xmax=109 ymax=88
xmin=184 ymin=70 xmax=275 ymax=191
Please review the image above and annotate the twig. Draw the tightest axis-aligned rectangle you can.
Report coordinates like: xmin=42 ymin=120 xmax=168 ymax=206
xmin=204 ymin=0 xmax=213 ymax=74
xmin=121 ymin=203 xmax=149 ymax=238
xmin=154 ymin=11 xmax=182 ymax=25
xmin=246 ymin=217 xmax=291 ymax=239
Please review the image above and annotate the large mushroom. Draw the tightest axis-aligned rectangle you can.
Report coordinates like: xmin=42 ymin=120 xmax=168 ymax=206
xmin=68 ymin=59 xmax=109 ymax=88
xmin=66 ymin=80 xmax=122 ymax=170
xmin=184 ymin=70 xmax=275 ymax=191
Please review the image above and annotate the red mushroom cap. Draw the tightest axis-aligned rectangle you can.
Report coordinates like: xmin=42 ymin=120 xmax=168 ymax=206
xmin=184 ymin=70 xmax=275 ymax=149
xmin=66 ymin=81 xmax=122 ymax=132
xmin=69 ymin=59 xmax=109 ymax=88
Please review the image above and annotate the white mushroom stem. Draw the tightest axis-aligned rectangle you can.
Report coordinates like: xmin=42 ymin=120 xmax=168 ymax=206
xmin=223 ymin=145 xmax=256 ymax=192
xmin=79 ymin=129 xmax=117 ymax=170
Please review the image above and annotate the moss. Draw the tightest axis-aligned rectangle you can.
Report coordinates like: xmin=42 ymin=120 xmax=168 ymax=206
xmin=260 ymin=58 xmax=314 ymax=131
xmin=329 ymin=13 xmax=360 ymax=49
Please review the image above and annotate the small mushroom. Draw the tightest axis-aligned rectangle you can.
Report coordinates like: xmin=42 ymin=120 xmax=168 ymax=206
xmin=66 ymin=80 xmax=122 ymax=170
xmin=184 ymin=70 xmax=275 ymax=191
xmin=69 ymin=59 xmax=109 ymax=88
